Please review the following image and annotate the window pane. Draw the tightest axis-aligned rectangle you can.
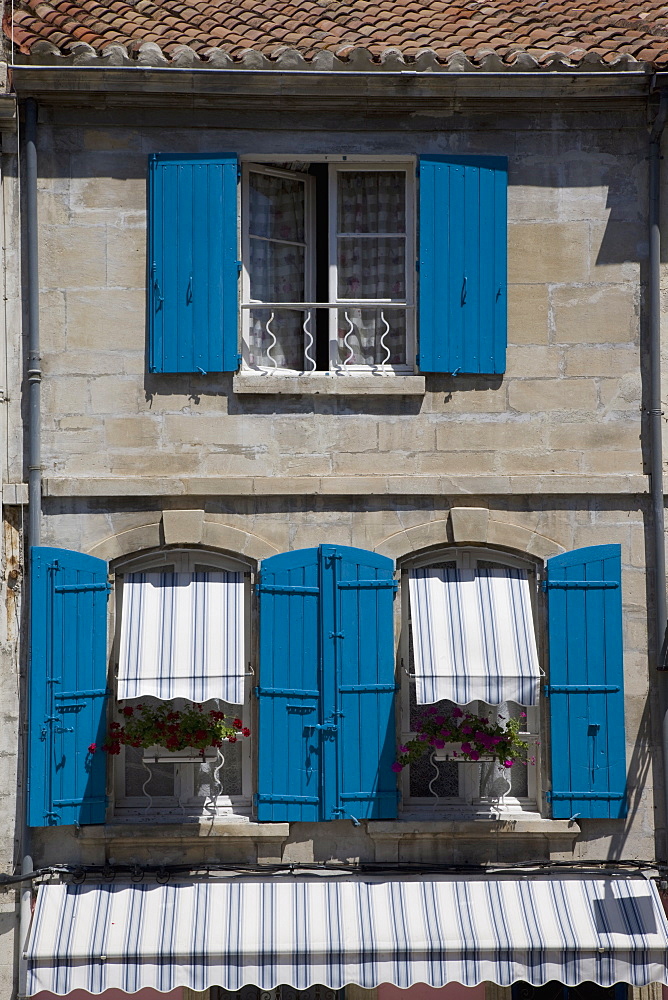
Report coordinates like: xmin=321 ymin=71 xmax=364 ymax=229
xmin=195 ymin=741 xmax=242 ymax=798
xmin=125 ymin=746 xmax=175 ymax=798
xmin=249 ymin=307 xmax=304 ymax=370
xmin=336 ymin=308 xmax=406 ymax=366
xmin=250 ymin=239 xmax=305 ymax=303
xmin=337 ymin=171 xmax=405 ymax=234
xmin=249 ymin=172 xmax=305 ymax=243
xmin=337 ymin=237 xmax=405 ymax=300
xmin=409 ymin=754 xmax=460 ymax=799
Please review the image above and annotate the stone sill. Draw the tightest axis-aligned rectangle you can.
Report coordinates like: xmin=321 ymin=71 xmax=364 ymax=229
xmin=233 ymin=373 xmax=426 ymax=395
xmin=80 ymin=820 xmax=290 ymax=841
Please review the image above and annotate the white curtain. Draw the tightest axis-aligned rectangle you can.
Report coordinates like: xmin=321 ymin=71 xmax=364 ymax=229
xmin=408 ymin=567 xmax=540 ymax=706
xmin=118 ymin=571 xmax=245 ymax=704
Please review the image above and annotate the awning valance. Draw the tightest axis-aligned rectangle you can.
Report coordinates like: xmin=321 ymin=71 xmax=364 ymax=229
xmin=26 ymin=877 xmax=668 ymax=996
xmin=118 ymin=570 xmax=245 ymax=704
xmin=408 ymin=567 xmax=541 ymax=706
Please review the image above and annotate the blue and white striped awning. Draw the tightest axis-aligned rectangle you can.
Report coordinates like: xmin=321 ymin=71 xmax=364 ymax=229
xmin=118 ymin=570 xmax=245 ymax=704
xmin=25 ymin=877 xmax=668 ymax=995
xmin=409 ymin=567 xmax=541 ymax=706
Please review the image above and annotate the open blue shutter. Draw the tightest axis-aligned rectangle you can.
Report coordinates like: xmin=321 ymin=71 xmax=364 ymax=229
xmin=256 ymin=549 xmax=321 ymax=821
xmin=148 ymin=154 xmax=239 ymax=374
xmin=29 ymin=547 xmax=110 ymax=827
xmin=418 ymin=154 xmax=507 ymax=375
xmin=545 ymin=545 xmax=626 ymax=819
xmin=327 ymin=546 xmax=398 ymax=821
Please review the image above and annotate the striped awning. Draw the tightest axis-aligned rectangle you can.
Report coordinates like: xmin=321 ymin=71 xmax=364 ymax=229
xmin=26 ymin=877 xmax=668 ymax=995
xmin=409 ymin=567 xmax=541 ymax=705
xmin=118 ymin=570 xmax=245 ymax=704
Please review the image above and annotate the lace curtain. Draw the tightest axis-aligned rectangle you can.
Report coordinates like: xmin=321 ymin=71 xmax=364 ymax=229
xmin=337 ymin=171 xmax=406 ymax=365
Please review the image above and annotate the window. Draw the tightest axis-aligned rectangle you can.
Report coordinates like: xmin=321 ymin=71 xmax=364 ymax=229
xmin=147 ymin=153 xmax=508 ymax=378
xmin=241 ymin=160 xmax=414 ymax=373
xmin=112 ymin=548 xmax=253 ymax=820
xmin=399 ymin=549 xmax=542 ymax=817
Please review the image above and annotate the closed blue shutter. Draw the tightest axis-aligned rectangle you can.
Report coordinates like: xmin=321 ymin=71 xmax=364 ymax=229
xmin=148 ymin=154 xmax=239 ymax=374
xmin=257 ymin=545 xmax=397 ymax=822
xmin=29 ymin=547 xmax=110 ymax=827
xmin=327 ymin=545 xmax=398 ymax=821
xmin=418 ymin=154 xmax=507 ymax=375
xmin=545 ymin=545 xmax=626 ymax=819
xmin=256 ymin=548 xmax=321 ymax=821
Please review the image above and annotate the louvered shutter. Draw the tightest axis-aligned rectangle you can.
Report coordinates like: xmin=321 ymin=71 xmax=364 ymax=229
xmin=418 ymin=154 xmax=507 ymax=375
xmin=256 ymin=548 xmax=321 ymax=821
xmin=545 ymin=545 xmax=626 ymax=819
xmin=326 ymin=546 xmax=398 ymax=821
xmin=29 ymin=547 xmax=110 ymax=827
xmin=148 ymin=154 xmax=239 ymax=374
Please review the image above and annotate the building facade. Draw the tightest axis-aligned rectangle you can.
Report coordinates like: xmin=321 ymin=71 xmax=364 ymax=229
xmin=2 ymin=2 xmax=668 ymax=998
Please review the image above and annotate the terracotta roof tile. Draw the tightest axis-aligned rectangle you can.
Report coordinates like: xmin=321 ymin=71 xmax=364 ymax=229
xmin=5 ymin=0 xmax=668 ymax=68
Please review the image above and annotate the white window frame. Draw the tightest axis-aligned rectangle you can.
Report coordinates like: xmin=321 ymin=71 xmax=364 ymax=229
xmin=241 ymin=155 xmax=415 ymax=375
xmin=111 ymin=548 xmax=253 ymax=821
xmin=399 ymin=546 xmax=543 ymax=819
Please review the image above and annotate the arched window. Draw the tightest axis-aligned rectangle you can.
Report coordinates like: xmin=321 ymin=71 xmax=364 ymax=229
xmin=399 ymin=547 xmax=542 ymax=816
xmin=111 ymin=548 xmax=253 ymax=819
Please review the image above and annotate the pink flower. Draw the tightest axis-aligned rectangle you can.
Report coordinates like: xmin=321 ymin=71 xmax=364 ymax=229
xmin=399 ymin=745 xmax=409 ymax=754
xmin=469 ymin=750 xmax=480 ymax=761
xmin=434 ymin=739 xmax=445 ymax=749
xmin=87 ymin=743 xmax=97 ymax=753
xmin=452 ymin=707 xmax=464 ymax=718
xmin=460 ymin=742 xmax=472 ymax=754
xmin=503 ymin=760 xmax=513 ymax=768
xmin=391 ymin=762 xmax=403 ymax=772
xmin=520 ymin=711 xmax=527 ymax=718
xmin=461 ymin=725 xmax=472 ymax=735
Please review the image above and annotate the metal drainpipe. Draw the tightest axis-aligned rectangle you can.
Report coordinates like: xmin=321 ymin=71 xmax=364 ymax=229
xmin=18 ymin=96 xmax=41 ymax=999
xmin=649 ymin=90 xmax=668 ymax=869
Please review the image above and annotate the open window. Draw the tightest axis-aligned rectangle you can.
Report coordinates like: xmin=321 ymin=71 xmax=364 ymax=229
xmin=241 ymin=159 xmax=414 ymax=373
xmin=399 ymin=548 xmax=542 ymax=817
xmin=112 ymin=548 xmax=253 ymax=820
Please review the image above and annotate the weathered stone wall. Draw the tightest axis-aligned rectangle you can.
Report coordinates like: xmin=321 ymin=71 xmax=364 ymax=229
xmin=30 ymin=497 xmax=658 ymax=867
xmin=15 ymin=112 xmax=645 ymax=487
xmin=2 ymin=100 xmax=664 ymax=885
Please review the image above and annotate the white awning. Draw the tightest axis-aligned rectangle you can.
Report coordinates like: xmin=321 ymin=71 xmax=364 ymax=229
xmin=26 ymin=877 xmax=668 ymax=995
xmin=117 ymin=570 xmax=245 ymax=704
xmin=409 ymin=567 xmax=541 ymax=706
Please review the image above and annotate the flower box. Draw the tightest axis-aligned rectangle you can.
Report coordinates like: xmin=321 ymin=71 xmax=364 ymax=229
xmin=142 ymin=746 xmax=219 ymax=764
xmin=431 ymin=745 xmax=497 ymax=763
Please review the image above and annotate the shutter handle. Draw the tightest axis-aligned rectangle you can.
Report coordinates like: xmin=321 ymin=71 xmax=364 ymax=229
xmin=186 ymin=274 xmax=193 ymax=304
xmin=151 ymin=263 xmax=164 ymax=307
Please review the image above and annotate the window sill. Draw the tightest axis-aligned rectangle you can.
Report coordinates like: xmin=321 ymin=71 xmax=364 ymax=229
xmin=233 ymin=373 xmax=426 ymax=395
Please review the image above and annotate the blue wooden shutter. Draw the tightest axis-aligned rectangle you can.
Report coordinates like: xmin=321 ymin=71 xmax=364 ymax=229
xmin=418 ymin=154 xmax=507 ymax=375
xmin=29 ymin=547 xmax=110 ymax=827
xmin=325 ymin=545 xmax=398 ymax=821
xmin=545 ymin=545 xmax=626 ymax=819
xmin=148 ymin=154 xmax=239 ymax=374
xmin=256 ymin=548 xmax=321 ymax=821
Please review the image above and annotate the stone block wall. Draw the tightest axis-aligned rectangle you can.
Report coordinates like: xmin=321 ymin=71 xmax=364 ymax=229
xmin=0 ymin=109 xmax=644 ymax=489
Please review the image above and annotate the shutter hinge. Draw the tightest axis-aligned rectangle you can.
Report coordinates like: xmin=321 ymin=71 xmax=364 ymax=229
xmin=544 ymin=684 xmax=550 ymax=698
xmin=236 ymin=352 xmax=243 ymax=367
xmin=237 ymin=260 xmax=243 ymax=274
xmin=545 ymin=790 xmax=552 ymax=803
xmin=254 ymin=685 xmax=260 ymax=699
xmin=415 ymin=259 xmax=420 ymax=272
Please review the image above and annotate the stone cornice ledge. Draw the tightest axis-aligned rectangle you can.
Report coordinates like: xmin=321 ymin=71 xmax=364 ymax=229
xmin=80 ymin=821 xmax=290 ymax=841
xmin=42 ymin=474 xmax=649 ymax=498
